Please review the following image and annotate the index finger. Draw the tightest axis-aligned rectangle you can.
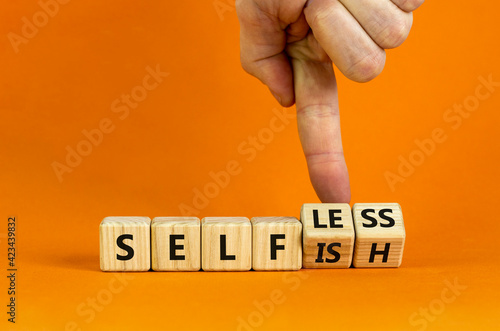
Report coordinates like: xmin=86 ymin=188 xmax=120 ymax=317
xmin=291 ymin=54 xmax=351 ymax=203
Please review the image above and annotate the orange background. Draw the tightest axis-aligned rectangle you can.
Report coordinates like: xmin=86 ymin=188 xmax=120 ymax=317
xmin=1 ymin=1 xmax=500 ymax=330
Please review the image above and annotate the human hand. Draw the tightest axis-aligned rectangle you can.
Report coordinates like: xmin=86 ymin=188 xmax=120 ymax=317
xmin=236 ymin=0 xmax=423 ymax=202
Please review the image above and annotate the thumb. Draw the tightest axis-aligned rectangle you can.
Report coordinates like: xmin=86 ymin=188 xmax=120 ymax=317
xmin=291 ymin=57 xmax=351 ymax=203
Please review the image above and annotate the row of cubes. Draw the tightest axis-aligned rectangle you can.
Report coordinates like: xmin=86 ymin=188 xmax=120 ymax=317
xmin=99 ymin=203 xmax=406 ymax=271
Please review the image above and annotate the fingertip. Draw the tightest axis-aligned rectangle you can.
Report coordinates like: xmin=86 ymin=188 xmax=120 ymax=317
xmin=270 ymin=89 xmax=295 ymax=107
xmin=280 ymin=94 xmax=296 ymax=107
xmin=317 ymin=184 xmax=351 ymax=204
xmin=308 ymin=159 xmax=351 ymax=203
xmin=281 ymin=100 xmax=295 ymax=108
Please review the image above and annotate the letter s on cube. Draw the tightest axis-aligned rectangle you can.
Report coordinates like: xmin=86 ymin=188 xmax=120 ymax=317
xmin=352 ymin=203 xmax=406 ymax=268
xmin=99 ymin=216 xmax=151 ymax=271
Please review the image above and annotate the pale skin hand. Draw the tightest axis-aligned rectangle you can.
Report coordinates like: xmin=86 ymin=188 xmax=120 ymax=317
xmin=236 ymin=0 xmax=424 ymax=202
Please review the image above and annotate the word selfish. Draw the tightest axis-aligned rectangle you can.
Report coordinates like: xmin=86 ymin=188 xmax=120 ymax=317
xmin=99 ymin=203 xmax=406 ymax=272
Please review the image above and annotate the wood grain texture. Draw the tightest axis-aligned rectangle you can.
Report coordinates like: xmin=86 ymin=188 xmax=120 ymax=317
xmin=352 ymin=203 xmax=406 ymax=268
xmin=201 ymin=217 xmax=251 ymax=271
xmin=151 ymin=217 xmax=200 ymax=271
xmin=301 ymin=203 xmax=355 ymax=268
xmin=251 ymin=217 xmax=302 ymax=271
xmin=99 ymin=216 xmax=151 ymax=271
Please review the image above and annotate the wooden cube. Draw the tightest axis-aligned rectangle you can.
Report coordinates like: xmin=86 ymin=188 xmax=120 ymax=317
xmin=201 ymin=217 xmax=251 ymax=271
xmin=99 ymin=216 xmax=151 ymax=271
xmin=251 ymin=217 xmax=302 ymax=271
xmin=151 ymin=217 xmax=200 ymax=271
xmin=301 ymin=203 xmax=355 ymax=268
xmin=352 ymin=203 xmax=406 ymax=268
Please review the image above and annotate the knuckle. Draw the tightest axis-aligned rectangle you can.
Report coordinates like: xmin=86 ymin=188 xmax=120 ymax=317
xmin=306 ymin=150 xmax=346 ymax=166
xmin=379 ymin=13 xmax=413 ymax=49
xmin=345 ymin=50 xmax=386 ymax=83
xmin=240 ymin=56 xmax=254 ymax=75
xmin=235 ymin=0 xmax=246 ymax=13
xmin=235 ymin=0 xmax=259 ymax=21
xmin=304 ymin=8 xmax=324 ymax=29
xmin=297 ymin=103 xmax=338 ymax=118
xmin=401 ymin=0 xmax=425 ymax=12
xmin=304 ymin=1 xmax=335 ymax=30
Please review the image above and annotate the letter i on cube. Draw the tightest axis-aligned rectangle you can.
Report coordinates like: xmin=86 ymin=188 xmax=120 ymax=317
xmin=301 ymin=204 xmax=355 ymax=268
